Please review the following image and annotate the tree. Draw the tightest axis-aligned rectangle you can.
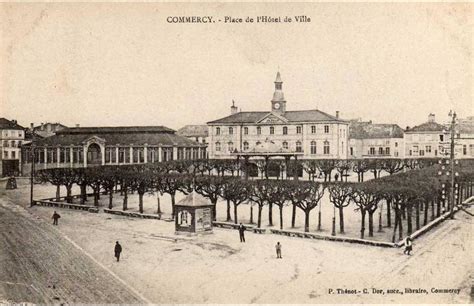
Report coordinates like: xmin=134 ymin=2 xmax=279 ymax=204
xmin=249 ymin=180 xmax=272 ymax=228
xmin=194 ymin=175 xmax=225 ymax=221
xmin=350 ymin=182 xmax=382 ymax=238
xmin=267 ymin=180 xmax=291 ymax=230
xmin=220 ymin=178 xmax=251 ymax=224
xmin=287 ymin=181 xmax=325 ymax=232
xmin=335 ymin=160 xmax=352 ymax=182
xmin=36 ymin=168 xmax=64 ymax=201
xmin=327 ymin=182 xmax=353 ymax=233
xmin=352 ymin=159 xmax=369 ymax=182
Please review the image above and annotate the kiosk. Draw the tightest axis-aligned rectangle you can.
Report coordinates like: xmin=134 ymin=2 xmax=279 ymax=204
xmin=175 ymin=191 xmax=213 ymax=235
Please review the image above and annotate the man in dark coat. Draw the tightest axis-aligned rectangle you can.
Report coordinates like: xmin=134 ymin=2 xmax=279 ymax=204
xmin=275 ymin=242 xmax=282 ymax=259
xmin=238 ymin=223 xmax=246 ymax=243
xmin=114 ymin=241 xmax=122 ymax=262
xmin=52 ymin=211 xmax=61 ymax=226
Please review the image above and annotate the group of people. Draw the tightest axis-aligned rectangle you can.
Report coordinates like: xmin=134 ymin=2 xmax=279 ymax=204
xmin=238 ymin=223 xmax=282 ymax=259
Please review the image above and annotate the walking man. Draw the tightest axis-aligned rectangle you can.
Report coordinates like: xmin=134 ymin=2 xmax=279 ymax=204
xmin=275 ymin=242 xmax=282 ymax=259
xmin=52 ymin=211 xmax=61 ymax=226
xmin=238 ymin=223 xmax=246 ymax=243
xmin=403 ymin=236 xmax=413 ymax=255
xmin=114 ymin=241 xmax=122 ymax=262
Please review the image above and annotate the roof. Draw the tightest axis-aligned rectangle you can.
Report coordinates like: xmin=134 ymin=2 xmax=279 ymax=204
xmin=57 ymin=126 xmax=175 ymax=135
xmin=406 ymin=121 xmax=446 ymax=133
xmin=275 ymin=71 xmax=282 ymax=83
xmin=25 ymin=126 xmax=204 ymax=147
xmin=176 ymin=192 xmax=211 ymax=207
xmin=207 ymin=109 xmax=344 ymax=124
xmin=177 ymin=125 xmax=209 ymax=137
xmin=458 ymin=119 xmax=474 ymax=134
xmin=349 ymin=122 xmax=404 ymax=139
xmin=34 ymin=122 xmax=68 ymax=130
xmin=0 ymin=118 xmax=25 ymax=130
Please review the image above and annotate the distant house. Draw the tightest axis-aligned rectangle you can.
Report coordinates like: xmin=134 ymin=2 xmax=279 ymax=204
xmin=177 ymin=125 xmax=209 ymax=145
xmin=0 ymin=118 xmax=25 ymax=176
xmin=454 ymin=116 xmax=474 ymax=159
xmin=404 ymin=114 xmax=447 ymax=158
xmin=349 ymin=120 xmax=404 ymax=159
xmin=33 ymin=122 xmax=68 ymax=138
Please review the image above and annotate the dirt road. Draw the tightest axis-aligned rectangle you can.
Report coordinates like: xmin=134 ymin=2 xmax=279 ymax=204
xmin=0 ymin=198 xmax=146 ymax=304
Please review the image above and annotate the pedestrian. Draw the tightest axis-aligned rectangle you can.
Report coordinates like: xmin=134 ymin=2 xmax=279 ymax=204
xmin=238 ymin=223 xmax=246 ymax=243
xmin=403 ymin=236 xmax=413 ymax=255
xmin=275 ymin=242 xmax=282 ymax=259
xmin=52 ymin=211 xmax=61 ymax=226
xmin=114 ymin=241 xmax=122 ymax=262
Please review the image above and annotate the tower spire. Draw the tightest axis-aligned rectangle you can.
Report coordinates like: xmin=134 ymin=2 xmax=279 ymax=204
xmin=271 ymin=71 xmax=286 ymax=113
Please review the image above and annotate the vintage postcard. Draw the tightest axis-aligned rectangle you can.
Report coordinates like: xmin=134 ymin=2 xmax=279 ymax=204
xmin=0 ymin=2 xmax=472 ymax=305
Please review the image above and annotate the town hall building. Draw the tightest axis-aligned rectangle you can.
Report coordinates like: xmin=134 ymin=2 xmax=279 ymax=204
xmin=207 ymin=72 xmax=349 ymax=160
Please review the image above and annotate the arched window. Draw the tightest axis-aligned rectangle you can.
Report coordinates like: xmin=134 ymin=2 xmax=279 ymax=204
xmin=228 ymin=142 xmax=234 ymax=152
xmin=324 ymin=141 xmax=330 ymax=154
xmin=296 ymin=141 xmax=302 ymax=152
xmin=257 ymin=127 xmax=261 ymax=135
xmin=283 ymin=126 xmax=288 ymax=135
xmin=310 ymin=141 xmax=317 ymax=154
xmin=215 ymin=142 xmax=221 ymax=152
xmin=229 ymin=127 xmax=233 ymax=135
xmin=216 ymin=127 xmax=220 ymax=135
xmin=282 ymin=141 xmax=288 ymax=149
xmin=244 ymin=127 xmax=248 ymax=135
xmin=243 ymin=141 xmax=249 ymax=151
xmin=270 ymin=126 xmax=274 ymax=135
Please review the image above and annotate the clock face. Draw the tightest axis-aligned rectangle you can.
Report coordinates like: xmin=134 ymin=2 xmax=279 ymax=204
xmin=274 ymin=103 xmax=280 ymax=109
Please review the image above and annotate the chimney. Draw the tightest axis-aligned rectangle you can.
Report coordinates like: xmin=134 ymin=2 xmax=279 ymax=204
xmin=231 ymin=100 xmax=238 ymax=115
xmin=75 ymin=124 xmax=80 ymax=128
xmin=336 ymin=111 xmax=339 ymax=119
xmin=30 ymin=123 xmax=34 ymax=131
xmin=12 ymin=119 xmax=17 ymax=124
xmin=40 ymin=123 xmax=44 ymax=130
xmin=428 ymin=113 xmax=435 ymax=123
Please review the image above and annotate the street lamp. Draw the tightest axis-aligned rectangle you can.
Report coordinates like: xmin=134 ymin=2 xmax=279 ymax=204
xmin=29 ymin=137 xmax=36 ymax=207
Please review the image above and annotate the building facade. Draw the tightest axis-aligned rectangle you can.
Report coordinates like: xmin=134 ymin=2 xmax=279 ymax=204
xmin=404 ymin=114 xmax=447 ymax=158
xmin=349 ymin=120 xmax=404 ymax=159
xmin=177 ymin=125 xmax=209 ymax=145
xmin=33 ymin=122 xmax=68 ymax=138
xmin=453 ymin=116 xmax=474 ymax=159
xmin=21 ymin=125 xmax=206 ymax=175
xmin=207 ymin=73 xmax=349 ymax=160
xmin=0 ymin=118 xmax=25 ymax=176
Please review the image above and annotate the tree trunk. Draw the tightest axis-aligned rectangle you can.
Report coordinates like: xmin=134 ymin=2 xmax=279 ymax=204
xmin=257 ymin=205 xmax=262 ymax=228
xmin=234 ymin=203 xmax=238 ymax=224
xmin=123 ymin=188 xmax=128 ymax=211
xmin=66 ymin=185 xmax=72 ymax=203
xmin=401 ymin=205 xmax=406 ymax=219
xmin=80 ymin=184 xmax=87 ymax=204
xmin=108 ymin=188 xmax=113 ymax=209
xmin=368 ymin=212 xmax=374 ymax=237
xmin=378 ymin=208 xmax=383 ymax=232
xmin=157 ymin=195 xmax=162 ymax=215
xmin=431 ymin=199 xmax=435 ymax=221
xmin=211 ymin=199 xmax=216 ymax=221
xmin=171 ymin=193 xmax=176 ymax=218
xmin=317 ymin=209 xmax=322 ymax=231
xmin=268 ymin=203 xmax=273 ymax=226
xmin=338 ymin=206 xmax=345 ymax=233
xmin=423 ymin=200 xmax=429 ymax=226
xmin=392 ymin=209 xmax=399 ymax=243
xmin=138 ymin=192 xmax=144 ymax=213
xmin=250 ymin=205 xmax=254 ymax=224
xmin=436 ymin=197 xmax=441 ymax=217
xmin=360 ymin=210 xmax=366 ymax=239
xmin=279 ymin=205 xmax=283 ymax=230
xmin=226 ymin=199 xmax=232 ymax=221
xmin=398 ymin=208 xmax=403 ymax=241
xmin=386 ymin=199 xmax=391 ymax=227
xmin=415 ymin=202 xmax=420 ymax=230
xmin=407 ymin=204 xmax=413 ymax=235
xmin=291 ymin=202 xmax=296 ymax=228
xmin=94 ymin=187 xmax=99 ymax=206
xmin=56 ymin=185 xmax=60 ymax=201
xmin=304 ymin=211 xmax=310 ymax=232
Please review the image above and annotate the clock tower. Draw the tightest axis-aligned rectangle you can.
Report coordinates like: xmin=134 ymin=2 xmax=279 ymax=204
xmin=271 ymin=72 xmax=286 ymax=114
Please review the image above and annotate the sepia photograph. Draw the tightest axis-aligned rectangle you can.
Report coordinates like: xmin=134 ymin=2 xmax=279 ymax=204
xmin=0 ymin=2 xmax=473 ymax=305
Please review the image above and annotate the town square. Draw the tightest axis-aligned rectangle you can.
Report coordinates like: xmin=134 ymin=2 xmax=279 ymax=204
xmin=1 ymin=2 xmax=473 ymax=305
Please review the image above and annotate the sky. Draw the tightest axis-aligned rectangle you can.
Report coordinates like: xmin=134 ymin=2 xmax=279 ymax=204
xmin=1 ymin=2 xmax=472 ymax=130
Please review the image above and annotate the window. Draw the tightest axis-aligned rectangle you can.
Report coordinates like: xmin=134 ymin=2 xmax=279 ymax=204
xmin=229 ymin=127 xmax=233 ymax=135
xmin=296 ymin=126 xmax=302 ymax=134
xmin=257 ymin=127 xmax=261 ymax=135
xmin=311 ymin=125 xmax=316 ymax=134
xmin=3 ymin=141 xmax=8 ymax=147
xmin=463 ymin=145 xmax=467 ymax=155
xmin=378 ymin=147 xmax=383 ymax=155
xmin=216 ymin=127 xmax=220 ymax=135
xmin=244 ymin=127 xmax=248 ymax=135
xmin=133 ymin=147 xmax=144 ymax=163
xmin=283 ymin=126 xmax=288 ymax=135
xmin=310 ymin=141 xmax=317 ymax=154
xmin=215 ymin=142 xmax=221 ymax=152
xmin=270 ymin=126 xmax=274 ymax=135
xmin=228 ymin=142 xmax=234 ymax=152
xmin=119 ymin=148 xmax=126 ymax=163
xmin=385 ymin=147 xmax=390 ymax=155
xmin=426 ymin=146 xmax=431 ymax=153
xmin=395 ymin=151 xmax=399 ymax=157
xmin=324 ymin=125 xmax=329 ymax=133
xmin=3 ymin=151 xmax=7 ymax=158
xmin=323 ymin=141 xmax=330 ymax=154
xmin=18 ymin=141 xmax=22 ymax=147
xmin=419 ymin=150 xmax=425 ymax=156
xmin=413 ymin=146 xmax=419 ymax=155
xmin=369 ymin=147 xmax=375 ymax=155
xmin=11 ymin=141 xmax=16 ymax=148
xmin=11 ymin=151 xmax=16 ymax=159
xmin=282 ymin=141 xmax=288 ymax=149
xmin=296 ymin=141 xmax=302 ymax=152
xmin=18 ymin=132 xmax=22 ymax=137
xmin=350 ymin=147 xmax=354 ymax=156
xmin=439 ymin=135 xmax=444 ymax=142
xmin=243 ymin=141 xmax=249 ymax=151
xmin=395 ymin=142 xmax=398 ymax=147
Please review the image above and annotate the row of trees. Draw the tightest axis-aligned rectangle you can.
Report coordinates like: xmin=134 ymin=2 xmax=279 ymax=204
xmin=36 ymin=159 xmax=474 ymax=241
